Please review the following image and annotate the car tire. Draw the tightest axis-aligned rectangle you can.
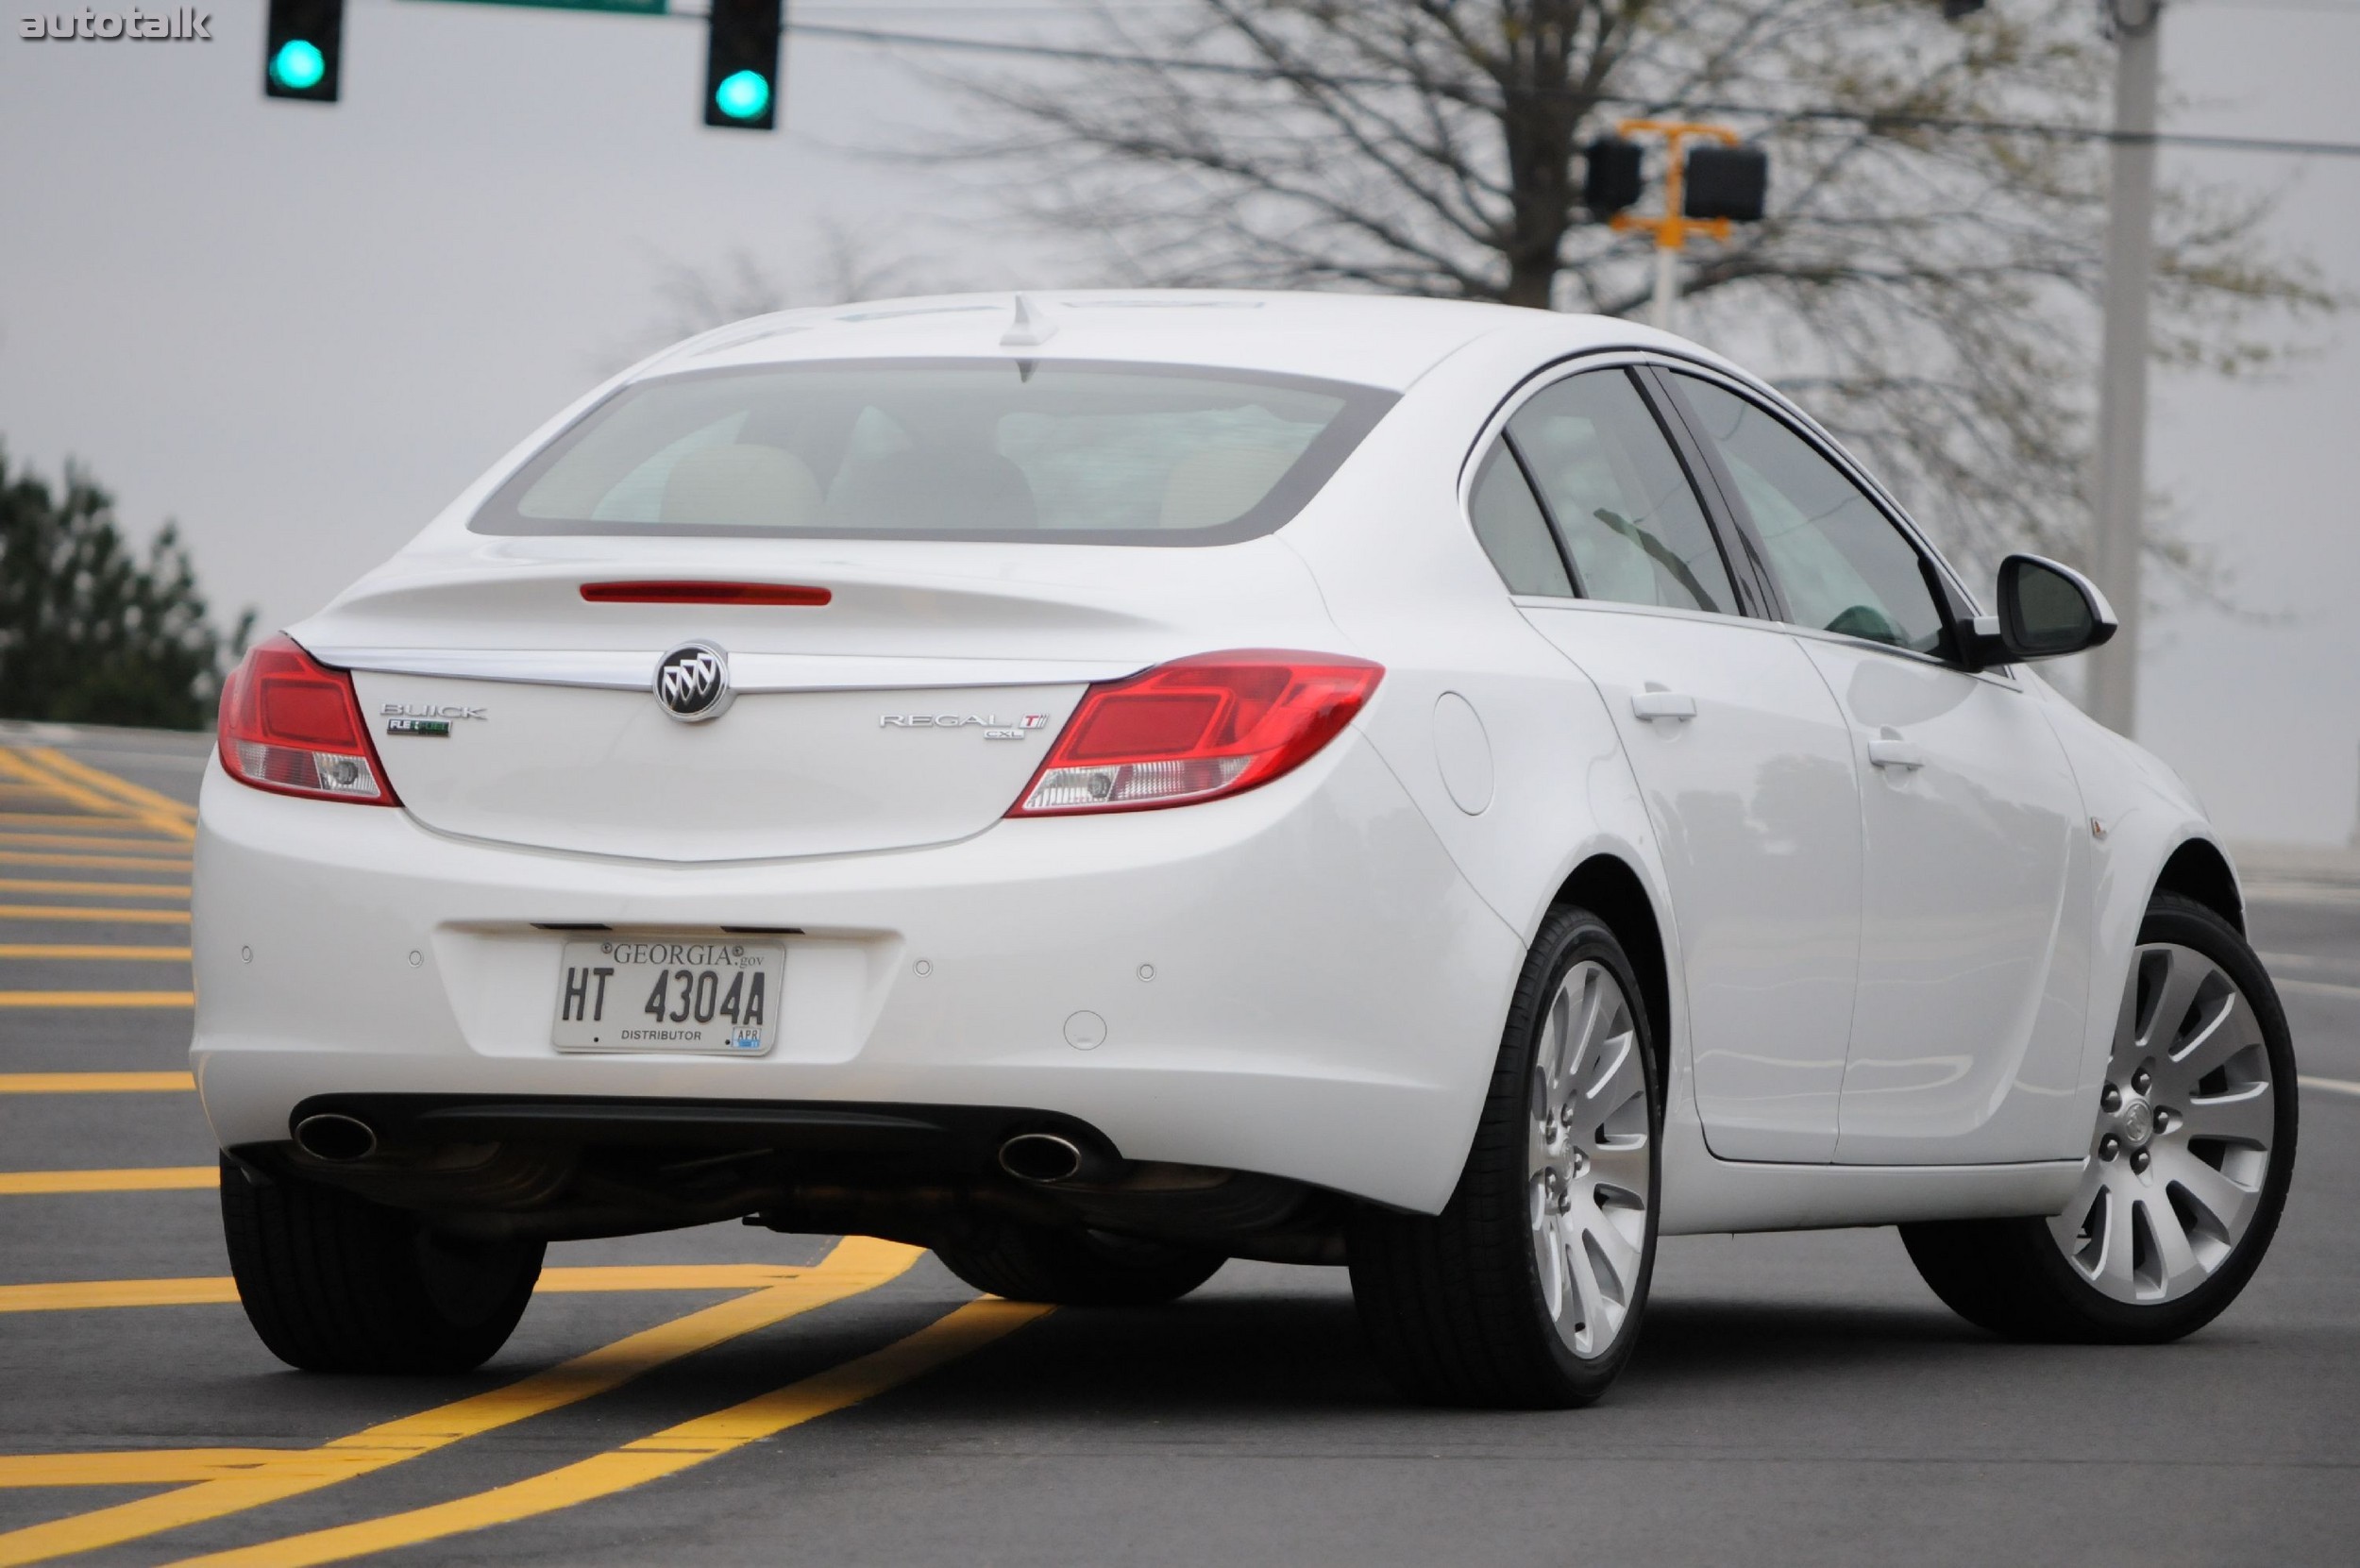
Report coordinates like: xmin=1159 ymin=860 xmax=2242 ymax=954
xmin=1901 ymin=892 xmax=2298 ymax=1343
xmin=1347 ymin=902 xmax=1661 ymax=1408
xmin=219 ymin=1156 xmax=545 ymax=1374
xmin=933 ymin=1224 xmax=1224 ymax=1307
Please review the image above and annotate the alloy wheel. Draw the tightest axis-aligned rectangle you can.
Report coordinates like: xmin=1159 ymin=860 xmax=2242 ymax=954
xmin=1527 ymin=960 xmax=1654 ymax=1358
xmin=2049 ymin=940 xmax=2281 ymax=1305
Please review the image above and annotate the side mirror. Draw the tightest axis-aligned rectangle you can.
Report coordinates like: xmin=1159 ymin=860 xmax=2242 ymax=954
xmin=1998 ymin=554 xmax=2117 ymax=660
xmin=1961 ymin=554 xmax=2117 ymax=666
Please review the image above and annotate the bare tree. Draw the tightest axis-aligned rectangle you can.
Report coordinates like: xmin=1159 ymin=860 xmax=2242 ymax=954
xmin=946 ymin=0 xmax=2335 ymax=591
xmin=649 ymin=248 xmax=795 ymax=343
xmin=621 ymin=218 xmax=971 ymax=364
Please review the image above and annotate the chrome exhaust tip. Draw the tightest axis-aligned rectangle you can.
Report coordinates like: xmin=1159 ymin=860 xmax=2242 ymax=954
xmin=998 ymin=1132 xmax=1085 ymax=1184
xmin=292 ymin=1112 xmax=379 ymax=1163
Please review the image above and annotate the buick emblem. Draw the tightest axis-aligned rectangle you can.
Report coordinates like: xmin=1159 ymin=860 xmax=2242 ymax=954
xmin=653 ymin=642 xmax=733 ymax=723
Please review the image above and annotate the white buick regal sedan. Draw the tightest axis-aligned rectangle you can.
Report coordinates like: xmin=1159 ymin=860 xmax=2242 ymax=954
xmin=194 ymin=291 xmax=2298 ymax=1407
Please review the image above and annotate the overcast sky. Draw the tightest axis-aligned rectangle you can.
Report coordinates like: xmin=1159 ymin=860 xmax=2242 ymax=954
xmin=3 ymin=0 xmax=2355 ymax=845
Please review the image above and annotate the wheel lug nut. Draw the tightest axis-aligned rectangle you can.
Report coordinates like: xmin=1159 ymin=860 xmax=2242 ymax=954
xmin=2100 ymin=1086 xmax=2121 ymax=1113
xmin=2132 ymin=1069 xmax=2151 ymax=1094
xmin=2131 ymin=1149 xmax=2150 ymax=1174
xmin=2099 ymin=1135 xmax=2120 ymax=1161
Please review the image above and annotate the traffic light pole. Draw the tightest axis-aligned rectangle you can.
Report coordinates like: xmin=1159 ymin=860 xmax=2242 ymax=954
xmin=2086 ymin=0 xmax=2162 ymax=737
xmin=1609 ymin=121 xmax=1740 ymax=338
xmin=1650 ymin=130 xmax=1689 ymax=332
xmin=1653 ymin=245 xmax=1679 ymax=333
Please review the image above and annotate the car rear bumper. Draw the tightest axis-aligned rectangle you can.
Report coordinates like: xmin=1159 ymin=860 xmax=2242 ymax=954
xmin=191 ymin=733 xmax=1519 ymax=1213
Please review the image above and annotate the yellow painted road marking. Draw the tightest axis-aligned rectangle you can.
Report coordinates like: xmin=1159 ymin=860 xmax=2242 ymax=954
xmin=0 ymin=1238 xmax=923 ymax=1568
xmin=0 ymin=811 xmax=148 ymax=829
xmin=0 ymin=1263 xmax=840 ymax=1315
xmin=166 ymin=1296 xmax=1050 ymax=1568
xmin=22 ymin=747 xmax=197 ymax=822
xmin=0 ymin=752 xmax=148 ymax=819
xmin=0 ymin=828 xmax=193 ymax=849
xmin=0 ymin=906 xmax=189 ymax=924
xmin=0 ymin=990 xmax=194 ymax=1007
xmin=0 ymin=750 xmax=194 ymax=842
xmin=0 ymin=1277 xmax=239 ymax=1313
xmin=0 ymin=878 xmax=190 ymax=898
xmin=2301 ymin=1074 xmax=2360 ymax=1098
xmin=0 ymin=944 xmax=191 ymax=960
xmin=0 ymin=1071 xmax=195 ymax=1094
xmin=0 ymin=851 xmax=192 ymax=871
xmin=0 ymin=1452 xmax=295 ymax=1488
xmin=0 ymin=1167 xmax=215 ymax=1195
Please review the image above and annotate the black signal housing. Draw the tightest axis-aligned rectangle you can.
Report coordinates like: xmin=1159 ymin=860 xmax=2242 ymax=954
xmin=704 ymin=0 xmax=784 ymax=130
xmin=1682 ymin=144 xmax=1770 ymax=223
xmin=263 ymin=0 xmax=345 ymax=103
xmin=1582 ymin=137 xmax=1645 ymax=217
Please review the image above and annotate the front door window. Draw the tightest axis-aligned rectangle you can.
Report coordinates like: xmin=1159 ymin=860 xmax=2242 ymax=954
xmin=1669 ymin=375 xmax=1946 ymax=653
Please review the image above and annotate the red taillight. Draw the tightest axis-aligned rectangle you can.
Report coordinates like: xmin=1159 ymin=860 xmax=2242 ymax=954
xmin=1009 ymin=650 xmax=1383 ymax=817
xmin=216 ymin=634 xmax=399 ymax=806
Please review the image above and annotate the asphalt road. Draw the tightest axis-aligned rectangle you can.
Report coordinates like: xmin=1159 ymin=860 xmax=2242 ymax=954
xmin=2 ymin=724 xmax=2355 ymax=1567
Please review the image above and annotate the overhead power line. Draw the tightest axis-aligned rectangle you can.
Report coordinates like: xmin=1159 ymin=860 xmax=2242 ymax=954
xmin=780 ymin=17 xmax=2360 ymax=160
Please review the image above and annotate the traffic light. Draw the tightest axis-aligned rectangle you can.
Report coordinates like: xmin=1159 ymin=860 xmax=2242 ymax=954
xmin=1583 ymin=136 xmax=1644 ymax=217
xmin=704 ymin=0 xmax=783 ymax=130
xmin=1682 ymin=144 xmax=1768 ymax=223
xmin=264 ymin=0 xmax=343 ymax=103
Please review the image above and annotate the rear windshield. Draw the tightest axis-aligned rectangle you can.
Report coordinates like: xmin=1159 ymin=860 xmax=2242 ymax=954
xmin=471 ymin=359 xmax=1397 ymax=545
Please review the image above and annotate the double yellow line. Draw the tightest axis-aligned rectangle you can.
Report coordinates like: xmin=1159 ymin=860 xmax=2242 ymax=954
xmin=0 ymin=1239 xmax=1050 ymax=1568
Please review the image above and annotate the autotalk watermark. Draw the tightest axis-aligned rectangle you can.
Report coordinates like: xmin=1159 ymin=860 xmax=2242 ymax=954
xmin=20 ymin=8 xmax=212 ymax=39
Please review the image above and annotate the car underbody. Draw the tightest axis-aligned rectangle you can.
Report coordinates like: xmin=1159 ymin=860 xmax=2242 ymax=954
xmin=236 ymin=1092 xmax=1351 ymax=1262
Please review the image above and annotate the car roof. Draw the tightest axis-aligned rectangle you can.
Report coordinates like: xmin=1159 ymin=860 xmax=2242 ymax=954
xmin=645 ymin=290 xmax=1645 ymax=393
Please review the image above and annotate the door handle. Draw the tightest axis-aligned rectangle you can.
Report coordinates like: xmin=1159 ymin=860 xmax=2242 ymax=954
xmin=1631 ymin=690 xmax=1696 ymax=722
xmin=1867 ymin=735 xmax=1925 ymax=771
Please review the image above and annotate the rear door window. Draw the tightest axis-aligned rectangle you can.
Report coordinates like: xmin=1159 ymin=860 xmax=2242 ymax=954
xmin=473 ymin=360 xmax=1396 ymax=545
xmin=1467 ymin=439 xmax=1575 ymax=597
xmin=1506 ymin=369 xmax=1737 ymax=615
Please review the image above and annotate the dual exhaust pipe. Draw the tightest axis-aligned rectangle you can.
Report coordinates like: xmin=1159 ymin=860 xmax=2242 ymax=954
xmin=997 ymin=1131 xmax=1101 ymax=1186
xmin=296 ymin=1112 xmax=1102 ymax=1187
xmin=292 ymin=1112 xmax=378 ymax=1163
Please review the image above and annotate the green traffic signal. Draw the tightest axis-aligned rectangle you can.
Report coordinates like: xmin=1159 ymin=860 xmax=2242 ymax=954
xmin=703 ymin=0 xmax=779 ymax=130
xmin=270 ymin=38 xmax=327 ymax=91
xmin=713 ymin=68 xmax=769 ymax=122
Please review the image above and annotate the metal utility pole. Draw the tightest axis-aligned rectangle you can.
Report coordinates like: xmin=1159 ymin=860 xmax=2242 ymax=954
xmin=2351 ymin=741 xmax=2360 ymax=850
xmin=2086 ymin=0 xmax=2164 ymax=736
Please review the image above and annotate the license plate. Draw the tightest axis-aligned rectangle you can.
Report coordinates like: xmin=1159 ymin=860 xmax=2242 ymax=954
xmin=551 ymin=937 xmax=785 ymax=1055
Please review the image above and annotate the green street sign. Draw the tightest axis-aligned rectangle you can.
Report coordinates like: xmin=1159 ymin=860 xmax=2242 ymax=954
xmin=405 ymin=0 xmax=670 ymax=14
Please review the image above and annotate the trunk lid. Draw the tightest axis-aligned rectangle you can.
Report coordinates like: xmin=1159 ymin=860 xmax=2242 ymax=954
xmin=300 ymin=538 xmax=1335 ymax=863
